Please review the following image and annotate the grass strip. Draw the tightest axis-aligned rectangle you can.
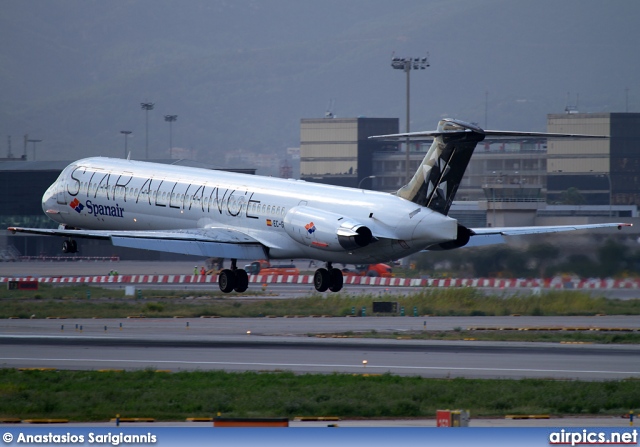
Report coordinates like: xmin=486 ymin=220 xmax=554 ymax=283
xmin=1 ymin=286 xmax=639 ymax=319
xmin=0 ymin=369 xmax=637 ymax=421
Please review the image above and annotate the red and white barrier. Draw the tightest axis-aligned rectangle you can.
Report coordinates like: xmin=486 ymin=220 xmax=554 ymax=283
xmin=1 ymin=275 xmax=640 ymax=289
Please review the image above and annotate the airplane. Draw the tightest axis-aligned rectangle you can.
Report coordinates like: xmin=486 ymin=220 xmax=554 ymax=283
xmin=8 ymin=118 xmax=631 ymax=294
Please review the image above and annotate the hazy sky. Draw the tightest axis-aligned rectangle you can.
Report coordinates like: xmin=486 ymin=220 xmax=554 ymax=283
xmin=1 ymin=0 xmax=638 ymax=163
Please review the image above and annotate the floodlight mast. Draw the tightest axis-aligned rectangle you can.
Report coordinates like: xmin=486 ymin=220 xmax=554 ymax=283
xmin=391 ymin=55 xmax=429 ymax=184
xmin=164 ymin=115 xmax=178 ymax=158
xmin=140 ymin=102 xmax=154 ymax=159
xmin=26 ymin=139 xmax=42 ymax=161
xmin=120 ymin=131 xmax=132 ymax=158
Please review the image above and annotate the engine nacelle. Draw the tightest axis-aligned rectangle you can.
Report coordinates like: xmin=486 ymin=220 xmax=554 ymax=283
xmin=426 ymin=224 xmax=472 ymax=251
xmin=284 ymin=206 xmax=372 ymax=251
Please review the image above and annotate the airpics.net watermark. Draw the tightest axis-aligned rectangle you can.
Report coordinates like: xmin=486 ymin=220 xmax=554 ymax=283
xmin=3 ymin=432 xmax=157 ymax=446
xmin=549 ymin=429 xmax=638 ymax=446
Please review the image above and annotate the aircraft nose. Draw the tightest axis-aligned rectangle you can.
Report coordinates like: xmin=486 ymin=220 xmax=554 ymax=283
xmin=41 ymin=182 xmax=64 ymax=223
xmin=42 ymin=184 xmax=56 ymax=212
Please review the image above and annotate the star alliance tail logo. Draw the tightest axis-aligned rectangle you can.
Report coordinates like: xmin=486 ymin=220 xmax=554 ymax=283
xmin=69 ymin=198 xmax=84 ymax=213
xmin=305 ymin=222 xmax=316 ymax=234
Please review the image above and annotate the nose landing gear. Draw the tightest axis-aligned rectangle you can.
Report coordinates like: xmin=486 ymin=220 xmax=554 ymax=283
xmin=62 ymin=239 xmax=78 ymax=254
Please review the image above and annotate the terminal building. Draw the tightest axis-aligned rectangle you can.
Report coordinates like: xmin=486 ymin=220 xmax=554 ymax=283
xmin=546 ymin=113 xmax=640 ymax=206
xmin=300 ymin=117 xmax=399 ymax=188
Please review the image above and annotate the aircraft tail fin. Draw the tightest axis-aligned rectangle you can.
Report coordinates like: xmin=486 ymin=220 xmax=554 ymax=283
xmin=391 ymin=119 xmax=485 ymax=215
xmin=370 ymin=118 xmax=608 ymax=216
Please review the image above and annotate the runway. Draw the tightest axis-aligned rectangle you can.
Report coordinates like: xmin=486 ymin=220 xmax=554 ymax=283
xmin=1 ymin=318 xmax=638 ymax=380
xmin=1 ymin=262 xmax=639 ymax=380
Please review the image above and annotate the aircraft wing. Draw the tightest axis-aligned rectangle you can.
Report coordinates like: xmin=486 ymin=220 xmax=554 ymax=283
xmin=7 ymin=226 xmax=268 ymax=259
xmin=471 ymin=222 xmax=632 ymax=237
xmin=452 ymin=222 xmax=633 ymax=249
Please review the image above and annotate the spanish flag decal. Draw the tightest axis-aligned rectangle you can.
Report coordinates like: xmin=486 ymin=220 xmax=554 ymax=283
xmin=266 ymin=219 xmax=272 ymax=226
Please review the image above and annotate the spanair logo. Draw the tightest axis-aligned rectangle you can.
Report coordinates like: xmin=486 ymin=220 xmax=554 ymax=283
xmin=69 ymin=198 xmax=84 ymax=213
xmin=305 ymin=222 xmax=316 ymax=234
xmin=69 ymin=198 xmax=124 ymax=218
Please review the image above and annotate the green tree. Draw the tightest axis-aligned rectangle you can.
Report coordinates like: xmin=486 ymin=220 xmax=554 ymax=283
xmin=560 ymin=187 xmax=586 ymax=205
xmin=527 ymin=243 xmax=560 ymax=277
xmin=468 ymin=246 xmax=527 ymax=277
xmin=553 ymin=254 xmax=600 ymax=278
xmin=597 ymin=239 xmax=629 ymax=277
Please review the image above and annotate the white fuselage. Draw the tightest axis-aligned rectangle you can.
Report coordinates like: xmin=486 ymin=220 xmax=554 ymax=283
xmin=42 ymin=157 xmax=458 ymax=263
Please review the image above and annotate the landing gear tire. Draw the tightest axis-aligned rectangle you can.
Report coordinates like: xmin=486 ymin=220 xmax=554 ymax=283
xmin=233 ymin=269 xmax=249 ymax=293
xmin=328 ymin=268 xmax=343 ymax=292
xmin=314 ymin=267 xmax=344 ymax=293
xmin=62 ymin=239 xmax=78 ymax=254
xmin=314 ymin=268 xmax=330 ymax=292
xmin=218 ymin=269 xmax=236 ymax=293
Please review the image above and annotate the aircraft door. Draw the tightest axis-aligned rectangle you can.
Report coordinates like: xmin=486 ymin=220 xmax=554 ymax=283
xmin=56 ymin=177 xmax=67 ymax=205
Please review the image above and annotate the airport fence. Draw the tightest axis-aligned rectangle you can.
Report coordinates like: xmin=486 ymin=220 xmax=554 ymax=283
xmin=1 ymin=275 xmax=640 ymax=290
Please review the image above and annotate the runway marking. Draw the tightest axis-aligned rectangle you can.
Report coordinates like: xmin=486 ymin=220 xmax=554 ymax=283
xmin=1 ymin=357 xmax=637 ymax=376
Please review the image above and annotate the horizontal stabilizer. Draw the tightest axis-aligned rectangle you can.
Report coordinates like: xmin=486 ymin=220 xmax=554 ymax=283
xmin=484 ymin=130 xmax=608 ymax=139
xmin=370 ymin=128 xmax=608 ymax=141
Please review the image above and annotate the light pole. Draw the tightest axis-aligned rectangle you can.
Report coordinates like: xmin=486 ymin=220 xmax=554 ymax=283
xmin=606 ymin=174 xmax=612 ymax=217
xmin=27 ymin=139 xmax=42 ymax=161
xmin=358 ymin=175 xmax=376 ymax=189
xmin=391 ymin=55 xmax=429 ymax=184
xmin=141 ymin=102 xmax=154 ymax=159
xmin=120 ymin=131 xmax=132 ymax=158
xmin=592 ymin=172 xmax=613 ymax=217
xmin=164 ymin=115 xmax=177 ymax=158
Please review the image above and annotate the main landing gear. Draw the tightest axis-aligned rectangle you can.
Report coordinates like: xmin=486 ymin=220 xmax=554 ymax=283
xmin=62 ymin=239 xmax=78 ymax=254
xmin=313 ymin=263 xmax=343 ymax=293
xmin=218 ymin=258 xmax=249 ymax=293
